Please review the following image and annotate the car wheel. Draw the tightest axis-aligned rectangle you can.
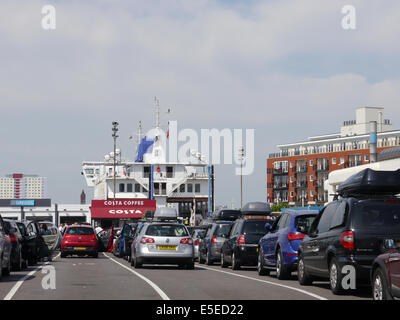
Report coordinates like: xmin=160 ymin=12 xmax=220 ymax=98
xmin=199 ymin=252 xmax=205 ymax=264
xmin=60 ymin=252 xmax=67 ymax=258
xmin=3 ymin=258 xmax=11 ymax=276
xmin=92 ymin=252 xmax=98 ymax=258
xmin=206 ymin=251 xmax=213 ymax=266
xmin=231 ymin=252 xmax=240 ymax=270
xmin=221 ymin=253 xmax=228 ymax=268
xmin=0 ymin=256 xmax=3 ymax=280
xmin=276 ymin=249 xmax=290 ymax=280
xmin=13 ymin=251 xmax=23 ymax=271
xmin=329 ymin=257 xmax=345 ymax=295
xmin=373 ymin=268 xmax=392 ymax=300
xmin=186 ymin=262 xmax=195 ymax=270
xmin=134 ymin=256 xmax=142 ymax=269
xmin=257 ymin=250 xmax=269 ymax=276
xmin=127 ymin=255 xmax=131 ymax=263
xmin=298 ymin=255 xmax=313 ymax=285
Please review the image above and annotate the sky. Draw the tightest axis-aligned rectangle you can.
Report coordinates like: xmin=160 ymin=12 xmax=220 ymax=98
xmin=1 ymin=0 xmax=400 ymax=206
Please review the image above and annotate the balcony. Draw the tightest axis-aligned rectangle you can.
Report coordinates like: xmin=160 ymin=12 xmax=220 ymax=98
xmin=295 ymin=181 xmax=308 ymax=188
xmin=295 ymin=166 xmax=308 ymax=173
xmin=273 ymin=183 xmax=289 ymax=190
xmin=273 ymin=167 xmax=289 ymax=175
xmin=315 ymin=164 xmax=329 ymax=172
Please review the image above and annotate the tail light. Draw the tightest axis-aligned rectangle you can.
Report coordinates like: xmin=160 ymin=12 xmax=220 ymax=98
xmin=287 ymin=233 xmax=306 ymax=241
xmin=237 ymin=235 xmax=245 ymax=245
xmin=340 ymin=231 xmax=354 ymax=250
xmin=211 ymin=235 xmax=217 ymax=244
xmin=8 ymin=234 xmax=18 ymax=242
xmin=194 ymin=239 xmax=200 ymax=246
xmin=140 ymin=236 xmax=155 ymax=244
xmin=180 ymin=238 xmax=193 ymax=245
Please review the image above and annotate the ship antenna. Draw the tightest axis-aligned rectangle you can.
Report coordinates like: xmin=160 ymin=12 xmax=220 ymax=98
xmin=154 ymin=96 xmax=160 ymax=128
xmin=137 ymin=120 xmax=143 ymax=143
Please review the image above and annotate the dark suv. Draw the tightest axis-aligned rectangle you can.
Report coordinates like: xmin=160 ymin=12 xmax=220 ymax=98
xmin=298 ymin=169 xmax=400 ymax=294
xmin=199 ymin=221 xmax=233 ymax=265
xmin=221 ymin=217 xmax=269 ymax=269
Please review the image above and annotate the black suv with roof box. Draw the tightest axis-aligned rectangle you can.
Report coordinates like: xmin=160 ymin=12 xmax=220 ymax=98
xmin=298 ymin=169 xmax=400 ymax=294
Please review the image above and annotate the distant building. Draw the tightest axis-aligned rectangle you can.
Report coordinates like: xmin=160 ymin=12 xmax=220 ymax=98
xmin=80 ymin=190 xmax=86 ymax=204
xmin=0 ymin=173 xmax=47 ymax=199
xmin=267 ymin=107 xmax=400 ymax=206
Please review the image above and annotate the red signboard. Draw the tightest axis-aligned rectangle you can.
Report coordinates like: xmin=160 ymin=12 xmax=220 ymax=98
xmin=90 ymin=199 xmax=156 ymax=219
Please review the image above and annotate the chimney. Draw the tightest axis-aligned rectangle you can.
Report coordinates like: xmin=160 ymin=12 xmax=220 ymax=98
xmin=370 ymin=121 xmax=378 ymax=163
xmin=80 ymin=190 xmax=86 ymax=204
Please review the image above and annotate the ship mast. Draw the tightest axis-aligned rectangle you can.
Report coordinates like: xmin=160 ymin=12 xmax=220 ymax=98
xmin=154 ymin=96 xmax=160 ymax=129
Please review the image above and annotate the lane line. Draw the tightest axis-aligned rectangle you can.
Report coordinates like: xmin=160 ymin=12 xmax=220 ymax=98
xmin=103 ymin=253 xmax=170 ymax=300
xmin=197 ymin=265 xmax=328 ymax=301
xmin=3 ymin=252 xmax=61 ymax=301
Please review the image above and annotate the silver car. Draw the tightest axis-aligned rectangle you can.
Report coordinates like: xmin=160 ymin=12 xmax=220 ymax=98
xmin=131 ymin=222 xmax=194 ymax=269
xmin=192 ymin=229 xmax=206 ymax=261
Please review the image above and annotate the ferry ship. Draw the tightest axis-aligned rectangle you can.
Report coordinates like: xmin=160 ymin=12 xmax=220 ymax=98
xmin=81 ymin=98 xmax=214 ymax=226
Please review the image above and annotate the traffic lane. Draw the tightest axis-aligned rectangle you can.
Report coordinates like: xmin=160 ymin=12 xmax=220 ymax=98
xmin=0 ymin=265 xmax=42 ymax=299
xmin=11 ymin=254 xmax=161 ymax=300
xmin=200 ymin=264 xmax=372 ymax=300
xmin=106 ymin=254 xmax=320 ymax=300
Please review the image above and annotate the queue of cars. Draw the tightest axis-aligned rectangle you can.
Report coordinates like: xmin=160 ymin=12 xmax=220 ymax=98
xmin=0 ymin=217 xmax=60 ymax=281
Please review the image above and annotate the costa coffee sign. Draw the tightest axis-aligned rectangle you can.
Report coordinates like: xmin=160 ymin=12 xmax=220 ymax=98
xmin=90 ymin=199 xmax=156 ymax=219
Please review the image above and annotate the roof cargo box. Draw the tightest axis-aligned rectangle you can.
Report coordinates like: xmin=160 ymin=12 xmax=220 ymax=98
xmin=154 ymin=207 xmax=178 ymax=219
xmin=337 ymin=168 xmax=400 ymax=197
xmin=213 ymin=209 xmax=242 ymax=221
xmin=241 ymin=202 xmax=271 ymax=216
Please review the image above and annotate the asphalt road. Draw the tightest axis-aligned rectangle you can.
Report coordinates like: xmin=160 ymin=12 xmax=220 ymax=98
xmin=0 ymin=252 xmax=372 ymax=300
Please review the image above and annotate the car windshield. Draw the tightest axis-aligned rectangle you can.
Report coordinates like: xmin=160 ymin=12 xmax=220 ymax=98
xmin=295 ymin=215 xmax=317 ymax=232
xmin=214 ymin=224 xmax=232 ymax=237
xmin=353 ymin=201 xmax=400 ymax=231
xmin=66 ymin=227 xmax=94 ymax=235
xmin=145 ymin=224 xmax=189 ymax=237
xmin=243 ymin=221 xmax=267 ymax=235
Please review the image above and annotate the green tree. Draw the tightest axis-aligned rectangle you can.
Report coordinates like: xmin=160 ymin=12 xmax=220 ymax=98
xmin=271 ymin=203 xmax=290 ymax=212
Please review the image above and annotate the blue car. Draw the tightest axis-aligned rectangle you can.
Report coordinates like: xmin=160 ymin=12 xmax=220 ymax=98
xmin=257 ymin=210 xmax=318 ymax=279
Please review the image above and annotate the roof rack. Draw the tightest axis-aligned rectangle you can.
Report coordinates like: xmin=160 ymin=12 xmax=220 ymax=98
xmin=337 ymin=168 xmax=400 ymax=198
xmin=241 ymin=202 xmax=271 ymax=216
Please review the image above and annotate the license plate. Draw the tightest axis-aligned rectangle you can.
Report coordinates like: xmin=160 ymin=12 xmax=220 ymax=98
xmin=74 ymin=247 xmax=86 ymax=250
xmin=158 ymin=245 xmax=177 ymax=250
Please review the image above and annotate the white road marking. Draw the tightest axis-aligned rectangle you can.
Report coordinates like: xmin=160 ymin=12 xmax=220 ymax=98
xmin=103 ymin=253 xmax=170 ymax=300
xmin=3 ymin=253 xmax=61 ymax=301
xmin=197 ymin=265 xmax=328 ymax=301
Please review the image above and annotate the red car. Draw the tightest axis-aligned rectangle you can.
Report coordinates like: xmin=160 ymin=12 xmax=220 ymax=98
xmin=371 ymin=240 xmax=400 ymax=300
xmin=61 ymin=225 xmax=99 ymax=258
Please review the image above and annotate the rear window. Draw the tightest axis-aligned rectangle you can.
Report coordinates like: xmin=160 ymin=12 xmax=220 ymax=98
xmin=145 ymin=224 xmax=188 ymax=237
xmin=295 ymin=215 xmax=317 ymax=231
xmin=4 ymin=221 xmax=20 ymax=236
xmin=353 ymin=201 xmax=400 ymax=231
xmin=243 ymin=221 xmax=267 ymax=235
xmin=66 ymin=227 xmax=94 ymax=235
xmin=214 ymin=224 xmax=232 ymax=237
xmin=17 ymin=223 xmax=27 ymax=236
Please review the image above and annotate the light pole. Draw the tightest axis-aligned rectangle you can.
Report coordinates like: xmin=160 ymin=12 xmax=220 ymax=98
xmin=238 ymin=146 xmax=245 ymax=210
xmin=112 ymin=121 xmax=119 ymax=201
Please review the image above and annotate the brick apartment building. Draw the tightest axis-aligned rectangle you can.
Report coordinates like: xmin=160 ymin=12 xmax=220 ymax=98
xmin=267 ymin=107 xmax=400 ymax=206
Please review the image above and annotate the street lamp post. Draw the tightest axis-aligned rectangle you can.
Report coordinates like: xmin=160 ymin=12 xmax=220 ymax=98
xmin=112 ymin=121 xmax=119 ymax=201
xmin=238 ymin=146 xmax=245 ymax=210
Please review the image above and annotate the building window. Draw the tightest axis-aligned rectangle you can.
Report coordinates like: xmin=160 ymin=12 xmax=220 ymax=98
xmin=310 ymin=190 xmax=314 ymax=197
xmin=134 ymin=183 xmax=141 ymax=192
xmin=290 ymin=176 xmax=294 ymax=183
xmin=187 ymin=184 xmax=193 ymax=193
xmin=332 ymin=158 xmax=337 ymax=165
xmin=119 ymin=183 xmax=125 ymax=192
xmin=180 ymin=184 xmax=185 ymax=193
xmin=340 ymin=157 xmax=345 ymax=164
xmin=127 ymin=183 xmax=133 ymax=192
xmin=310 ymin=160 xmax=314 ymax=167
xmin=195 ymin=184 xmax=201 ymax=193
xmin=310 ymin=175 xmax=314 ymax=182
xmin=290 ymin=191 xmax=294 ymax=198
xmin=365 ymin=154 xmax=369 ymax=162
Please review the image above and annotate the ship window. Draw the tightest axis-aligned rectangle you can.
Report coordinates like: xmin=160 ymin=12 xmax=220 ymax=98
xmin=135 ymin=184 xmax=141 ymax=192
xmin=195 ymin=184 xmax=200 ymax=193
xmin=187 ymin=184 xmax=193 ymax=193
xmin=143 ymin=166 xmax=150 ymax=178
xmin=180 ymin=184 xmax=185 ymax=193
xmin=166 ymin=166 xmax=174 ymax=178
xmin=161 ymin=183 xmax=166 ymax=195
xmin=172 ymin=184 xmax=177 ymax=193
xmin=85 ymin=169 xmax=94 ymax=175
xmin=119 ymin=184 xmax=125 ymax=192
xmin=127 ymin=183 xmax=133 ymax=192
